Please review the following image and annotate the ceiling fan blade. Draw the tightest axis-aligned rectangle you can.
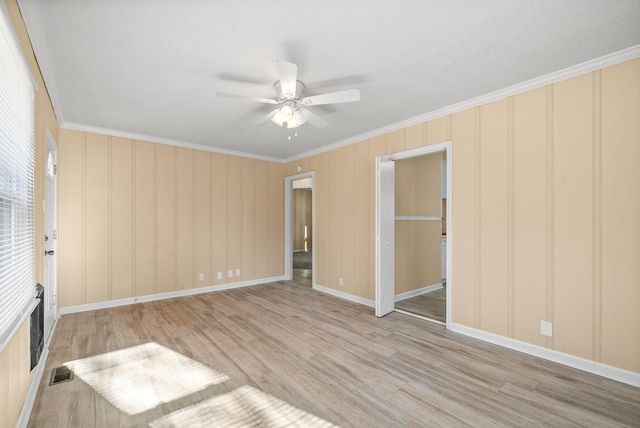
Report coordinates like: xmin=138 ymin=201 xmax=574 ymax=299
xmin=255 ymin=109 xmax=280 ymax=126
xmin=299 ymin=108 xmax=328 ymax=128
xmin=276 ymin=60 xmax=298 ymax=98
xmin=216 ymin=92 xmax=278 ymax=105
xmin=301 ymin=88 xmax=361 ymax=106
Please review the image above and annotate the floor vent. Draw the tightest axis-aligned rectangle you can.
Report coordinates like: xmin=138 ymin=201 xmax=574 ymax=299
xmin=49 ymin=366 xmax=74 ymax=385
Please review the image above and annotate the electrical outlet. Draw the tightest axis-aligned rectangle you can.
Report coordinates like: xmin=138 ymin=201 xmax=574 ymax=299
xmin=235 ymin=268 xmax=241 ymax=277
xmin=339 ymin=278 xmax=343 ymax=286
xmin=227 ymin=270 xmax=233 ymax=278
xmin=198 ymin=273 xmax=204 ymax=281
xmin=217 ymin=272 xmax=222 ymax=280
xmin=540 ymin=321 xmax=553 ymax=337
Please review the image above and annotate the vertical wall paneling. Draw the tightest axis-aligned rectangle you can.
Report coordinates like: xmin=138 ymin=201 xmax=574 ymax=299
xmin=267 ymin=163 xmax=284 ymax=276
xmin=553 ymin=73 xmax=594 ymax=360
xmin=211 ymin=154 xmax=228 ymax=284
xmin=111 ymin=138 xmax=134 ymax=300
xmin=58 ymin=129 xmax=83 ymax=307
xmin=84 ymin=133 xmax=109 ymax=304
xmin=600 ymin=60 xmax=640 ymax=373
xmin=227 ymin=157 xmax=242 ymax=278
xmin=315 ymin=153 xmax=329 ymax=287
xmin=512 ymin=88 xmax=548 ymax=346
xmin=405 ymin=123 xmax=426 ymax=150
xmin=507 ymin=97 xmax=515 ymax=338
xmin=175 ymin=148 xmax=195 ymax=289
xmin=194 ymin=151 xmax=211 ymax=285
xmin=340 ymin=145 xmax=355 ymax=293
xmin=242 ymin=158 xmax=256 ymax=280
xmin=479 ymin=100 xmax=510 ymax=336
xmin=135 ymin=141 xmax=156 ymax=296
xmin=449 ymin=110 xmax=477 ymax=326
xmin=368 ymin=136 xmax=386 ymax=300
xmin=592 ymin=71 xmax=602 ymax=362
xmin=155 ymin=145 xmax=175 ymax=293
xmin=354 ymin=141 xmax=371 ymax=298
xmin=426 ymin=116 xmax=451 ymax=145
xmin=545 ymin=85 xmax=555 ymax=350
xmin=386 ymin=129 xmax=405 ymax=154
xmin=328 ymin=150 xmax=341 ymax=288
xmin=255 ymin=161 xmax=269 ymax=279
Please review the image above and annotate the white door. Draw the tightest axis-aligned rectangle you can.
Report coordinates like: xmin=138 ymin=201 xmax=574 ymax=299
xmin=43 ymin=134 xmax=58 ymax=342
xmin=375 ymin=157 xmax=395 ymax=317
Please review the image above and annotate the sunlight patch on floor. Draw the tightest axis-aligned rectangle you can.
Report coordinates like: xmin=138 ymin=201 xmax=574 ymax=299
xmin=65 ymin=342 xmax=229 ymax=415
xmin=150 ymin=385 xmax=337 ymax=427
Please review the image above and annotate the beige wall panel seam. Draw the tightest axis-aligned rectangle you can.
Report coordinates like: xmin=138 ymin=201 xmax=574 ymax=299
xmin=154 ymin=144 xmax=159 ymax=294
xmin=107 ymin=137 xmax=113 ymax=301
xmin=172 ymin=148 xmax=178 ymax=290
xmin=81 ymin=133 xmax=87 ymax=305
xmin=508 ymin=97 xmax=515 ymax=339
xmin=593 ymin=70 xmax=603 ymax=362
xmin=474 ymin=106 xmax=482 ymax=328
xmin=546 ymin=85 xmax=555 ymax=349
xmin=193 ymin=151 xmax=197 ymax=287
xmin=131 ymin=141 xmax=137 ymax=296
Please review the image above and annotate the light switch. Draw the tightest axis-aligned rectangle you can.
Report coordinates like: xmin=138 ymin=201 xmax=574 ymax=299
xmin=217 ymin=272 xmax=222 ymax=280
xmin=227 ymin=270 xmax=233 ymax=278
xmin=235 ymin=268 xmax=241 ymax=277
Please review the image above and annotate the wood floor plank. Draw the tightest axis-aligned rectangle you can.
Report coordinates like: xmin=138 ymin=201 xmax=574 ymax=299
xmin=28 ymin=270 xmax=640 ymax=427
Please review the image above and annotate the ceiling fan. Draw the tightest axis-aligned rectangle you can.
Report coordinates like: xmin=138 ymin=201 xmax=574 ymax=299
xmin=216 ymin=60 xmax=361 ymax=129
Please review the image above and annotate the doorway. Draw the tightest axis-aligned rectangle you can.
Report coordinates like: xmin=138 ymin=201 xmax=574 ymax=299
xmin=376 ymin=142 xmax=452 ymax=328
xmin=43 ymin=130 xmax=58 ymax=342
xmin=284 ymin=172 xmax=315 ymax=285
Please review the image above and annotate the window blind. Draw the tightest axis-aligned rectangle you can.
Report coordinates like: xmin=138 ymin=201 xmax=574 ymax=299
xmin=0 ymin=4 xmax=36 ymax=354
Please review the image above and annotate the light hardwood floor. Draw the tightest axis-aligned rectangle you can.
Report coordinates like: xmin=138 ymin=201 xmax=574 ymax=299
xmin=395 ymin=287 xmax=446 ymax=322
xmin=29 ymin=270 xmax=640 ymax=427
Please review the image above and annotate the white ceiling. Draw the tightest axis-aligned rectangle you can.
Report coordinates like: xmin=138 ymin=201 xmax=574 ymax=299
xmin=17 ymin=0 xmax=640 ymax=162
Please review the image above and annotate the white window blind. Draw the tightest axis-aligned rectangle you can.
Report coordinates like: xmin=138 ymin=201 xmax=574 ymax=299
xmin=0 ymin=4 xmax=36 ymax=353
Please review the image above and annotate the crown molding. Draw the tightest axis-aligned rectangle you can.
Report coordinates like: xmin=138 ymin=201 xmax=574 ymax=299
xmin=61 ymin=122 xmax=284 ymax=163
xmin=284 ymin=44 xmax=640 ymax=163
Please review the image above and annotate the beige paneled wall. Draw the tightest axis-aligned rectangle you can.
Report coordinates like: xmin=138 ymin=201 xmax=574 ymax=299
xmin=288 ymin=58 xmax=640 ymax=374
xmin=1 ymin=1 xmax=61 ymax=427
xmin=395 ymin=153 xmax=442 ymax=294
xmin=293 ymin=189 xmax=312 ymax=251
xmin=58 ymin=130 xmax=285 ymax=308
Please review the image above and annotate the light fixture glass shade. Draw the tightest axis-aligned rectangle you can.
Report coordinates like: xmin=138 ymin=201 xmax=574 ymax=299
xmin=271 ymin=110 xmax=285 ymax=127
xmin=280 ymin=105 xmax=293 ymax=122
xmin=293 ymin=109 xmax=307 ymax=126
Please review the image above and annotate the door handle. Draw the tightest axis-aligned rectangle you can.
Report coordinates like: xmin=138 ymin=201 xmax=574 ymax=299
xmin=45 ymin=250 xmax=55 ymax=256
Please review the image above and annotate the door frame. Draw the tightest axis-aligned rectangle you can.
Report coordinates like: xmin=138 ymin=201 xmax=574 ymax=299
xmin=44 ymin=128 xmax=59 ymax=341
xmin=284 ymin=171 xmax=315 ymax=283
xmin=375 ymin=141 xmax=453 ymax=328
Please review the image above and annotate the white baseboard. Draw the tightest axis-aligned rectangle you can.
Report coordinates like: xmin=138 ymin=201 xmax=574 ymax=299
xmin=18 ymin=315 xmax=59 ymax=428
xmin=59 ymin=276 xmax=284 ymax=315
xmin=312 ymin=284 xmax=375 ymax=308
xmin=394 ymin=283 xmax=442 ymax=302
xmin=450 ymin=323 xmax=640 ymax=388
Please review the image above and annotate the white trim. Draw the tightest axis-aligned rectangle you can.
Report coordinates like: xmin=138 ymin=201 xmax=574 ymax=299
xmin=59 ymin=276 xmax=283 ymax=315
xmin=445 ymin=143 xmax=452 ymax=330
xmin=394 ymin=283 xmax=442 ymax=302
xmin=0 ymin=299 xmax=39 ymax=355
xmin=312 ymin=284 xmax=375 ymax=308
xmin=395 ymin=216 xmax=441 ymax=222
xmin=284 ymin=45 xmax=640 ymax=164
xmin=395 ymin=309 xmax=445 ymax=326
xmin=450 ymin=323 xmax=640 ymax=388
xmin=61 ymin=122 xmax=284 ymax=163
xmin=18 ymin=315 xmax=58 ymax=428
